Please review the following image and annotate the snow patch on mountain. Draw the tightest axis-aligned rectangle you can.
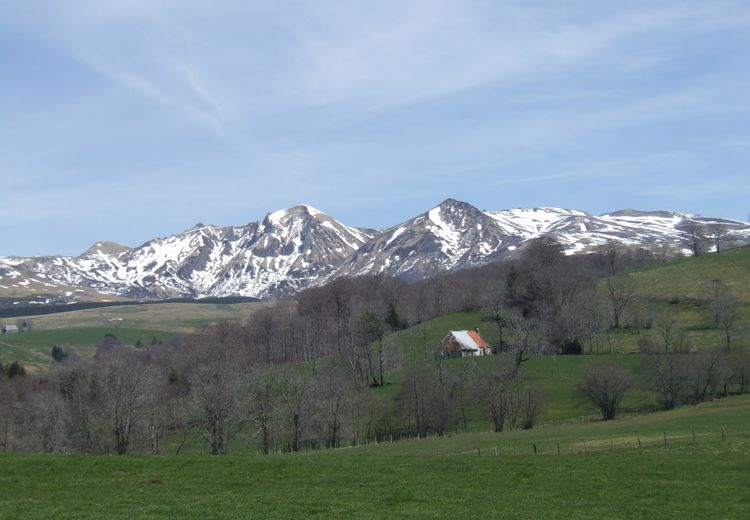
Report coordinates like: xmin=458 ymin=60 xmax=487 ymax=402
xmin=2 ymin=200 xmax=749 ymax=302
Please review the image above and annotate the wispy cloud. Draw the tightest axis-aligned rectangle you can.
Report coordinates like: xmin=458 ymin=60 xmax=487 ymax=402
xmin=1 ymin=1 xmax=750 ymax=254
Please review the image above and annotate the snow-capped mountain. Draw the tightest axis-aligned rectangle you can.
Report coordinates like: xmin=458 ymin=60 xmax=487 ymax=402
xmin=329 ymin=199 xmax=525 ymax=282
xmin=0 ymin=205 xmax=376 ymax=300
xmin=331 ymin=201 xmax=750 ymax=282
xmin=1 ymin=200 xmax=749 ymax=302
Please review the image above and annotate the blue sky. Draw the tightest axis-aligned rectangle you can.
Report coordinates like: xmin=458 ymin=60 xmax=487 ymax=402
xmin=1 ymin=0 xmax=749 ymax=256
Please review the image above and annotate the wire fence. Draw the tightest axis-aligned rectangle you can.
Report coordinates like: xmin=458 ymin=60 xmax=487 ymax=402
xmin=462 ymin=426 xmax=746 ymax=458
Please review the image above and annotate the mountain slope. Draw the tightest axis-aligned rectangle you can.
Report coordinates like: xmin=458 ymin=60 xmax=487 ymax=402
xmin=2 ymin=200 xmax=749 ymax=302
xmin=329 ymin=199 xmax=524 ymax=282
xmin=1 ymin=205 xmax=376 ymax=300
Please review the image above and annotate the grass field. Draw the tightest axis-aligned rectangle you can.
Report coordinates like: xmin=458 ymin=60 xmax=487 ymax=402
xmin=3 ymin=301 xmax=263 ymax=333
xmin=631 ymin=246 xmax=750 ymax=304
xmin=0 ymin=301 xmax=262 ymax=371
xmin=373 ymin=349 xmax=656 ymax=427
xmin=1 ymin=395 xmax=748 ymax=519
xmin=0 ymin=251 xmax=747 ymax=517
xmin=0 ymin=328 xmax=177 ymax=371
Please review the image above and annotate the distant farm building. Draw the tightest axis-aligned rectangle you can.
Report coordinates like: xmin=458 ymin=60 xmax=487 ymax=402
xmin=436 ymin=329 xmax=492 ymax=358
xmin=2 ymin=324 xmax=19 ymax=334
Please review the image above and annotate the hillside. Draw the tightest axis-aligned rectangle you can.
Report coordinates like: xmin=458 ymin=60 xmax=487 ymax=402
xmin=630 ymin=246 xmax=750 ymax=303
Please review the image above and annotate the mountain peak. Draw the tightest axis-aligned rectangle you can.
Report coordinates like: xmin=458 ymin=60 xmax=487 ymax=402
xmin=436 ymin=197 xmax=470 ymax=209
xmin=6 ymin=202 xmax=750 ymax=303
xmin=80 ymin=241 xmax=130 ymax=257
xmin=265 ymin=204 xmax=326 ymax=226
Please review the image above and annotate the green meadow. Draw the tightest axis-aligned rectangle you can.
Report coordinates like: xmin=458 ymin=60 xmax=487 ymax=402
xmin=0 ymin=248 xmax=748 ymax=517
xmin=1 ymin=395 xmax=748 ymax=519
xmin=0 ymin=328 xmax=176 ymax=371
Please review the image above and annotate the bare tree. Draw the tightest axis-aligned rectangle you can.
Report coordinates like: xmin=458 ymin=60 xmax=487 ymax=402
xmin=359 ymin=311 xmax=386 ymax=386
xmin=710 ymin=292 xmax=739 ymax=349
xmin=685 ymin=348 xmax=723 ymax=403
xmin=480 ymin=364 xmax=512 ymax=432
xmin=55 ymin=365 xmax=101 ymax=453
xmin=652 ymin=309 xmax=691 ymax=354
xmin=706 ymin=222 xmax=732 ymax=253
xmin=638 ymin=340 xmax=686 ymax=410
xmin=505 ymin=313 xmax=547 ymax=375
xmin=247 ymin=367 xmax=277 ymax=454
xmin=595 ymin=241 xmax=625 ymax=276
xmin=29 ymin=389 xmax=65 ymax=453
xmin=482 ymin=281 xmax=507 ymax=351
xmin=101 ymin=352 xmax=148 ymax=454
xmin=576 ymin=361 xmax=633 ymax=420
xmin=189 ymin=355 xmax=244 ymax=455
xmin=679 ymin=219 xmax=706 ymax=257
xmin=314 ymin=365 xmax=353 ymax=448
xmin=605 ymin=274 xmax=635 ymax=330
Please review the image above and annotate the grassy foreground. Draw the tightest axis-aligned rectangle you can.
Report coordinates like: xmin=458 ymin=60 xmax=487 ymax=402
xmin=2 ymin=396 xmax=749 ymax=519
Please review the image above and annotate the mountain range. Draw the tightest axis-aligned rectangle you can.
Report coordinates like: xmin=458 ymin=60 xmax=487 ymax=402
xmin=2 ymin=199 xmax=749 ymax=303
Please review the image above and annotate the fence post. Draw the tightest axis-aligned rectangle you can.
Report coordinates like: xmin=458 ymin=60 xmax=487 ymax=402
xmin=494 ymin=447 xmax=498 ymax=457
xmin=610 ymin=438 xmax=614 ymax=450
xmin=557 ymin=442 xmax=560 ymax=455
xmin=663 ymin=432 xmax=667 ymax=448
xmin=477 ymin=448 xmax=481 ymax=457
xmin=533 ymin=443 xmax=537 ymax=455
xmin=637 ymin=433 xmax=641 ymax=450
xmin=721 ymin=427 xmax=726 ymax=441
xmin=582 ymin=440 xmax=587 ymax=453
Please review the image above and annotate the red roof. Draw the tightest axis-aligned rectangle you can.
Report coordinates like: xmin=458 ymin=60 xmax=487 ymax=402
xmin=467 ymin=330 xmax=490 ymax=349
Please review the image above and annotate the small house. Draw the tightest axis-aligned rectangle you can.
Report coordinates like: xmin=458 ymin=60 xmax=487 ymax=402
xmin=436 ymin=329 xmax=492 ymax=358
xmin=2 ymin=324 xmax=19 ymax=334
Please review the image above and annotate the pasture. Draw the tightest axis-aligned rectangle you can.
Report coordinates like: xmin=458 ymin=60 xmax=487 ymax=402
xmin=0 ymin=301 xmax=262 ymax=370
xmin=1 ymin=395 xmax=748 ymax=519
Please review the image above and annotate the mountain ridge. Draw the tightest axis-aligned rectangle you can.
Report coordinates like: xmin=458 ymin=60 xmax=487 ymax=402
xmin=2 ymin=200 xmax=749 ymax=303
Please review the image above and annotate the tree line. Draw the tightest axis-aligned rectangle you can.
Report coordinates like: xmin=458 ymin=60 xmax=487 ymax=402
xmin=0 ymin=238 xmax=746 ymax=454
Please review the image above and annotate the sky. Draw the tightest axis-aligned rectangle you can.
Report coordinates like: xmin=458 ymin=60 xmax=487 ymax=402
xmin=1 ymin=0 xmax=749 ymax=256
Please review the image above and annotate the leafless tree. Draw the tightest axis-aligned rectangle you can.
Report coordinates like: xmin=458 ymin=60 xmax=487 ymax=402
xmin=679 ymin=219 xmax=706 ymax=257
xmin=730 ymin=348 xmax=750 ymax=394
xmin=314 ymin=365 xmax=353 ymax=448
xmin=480 ymin=362 xmax=513 ymax=432
xmin=653 ymin=309 xmax=691 ymax=354
xmin=505 ymin=312 xmax=547 ymax=375
xmin=55 ymin=365 xmax=102 ymax=453
xmin=638 ymin=340 xmax=687 ymax=410
xmin=684 ymin=348 xmax=723 ymax=403
xmin=101 ymin=352 xmax=148 ymax=454
xmin=605 ymin=274 xmax=635 ymax=330
xmin=278 ymin=368 xmax=314 ymax=452
xmin=504 ymin=378 xmax=543 ymax=430
xmin=482 ymin=280 xmax=507 ymax=351
xmin=595 ymin=241 xmax=625 ymax=276
xmin=576 ymin=361 xmax=633 ymax=420
xmin=247 ymin=367 xmax=277 ymax=454
xmin=707 ymin=280 xmax=740 ymax=349
xmin=188 ymin=355 xmax=244 ymax=455
xmin=29 ymin=389 xmax=65 ymax=453
xmin=706 ymin=222 xmax=732 ymax=253
xmin=396 ymin=365 xmax=433 ymax=438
